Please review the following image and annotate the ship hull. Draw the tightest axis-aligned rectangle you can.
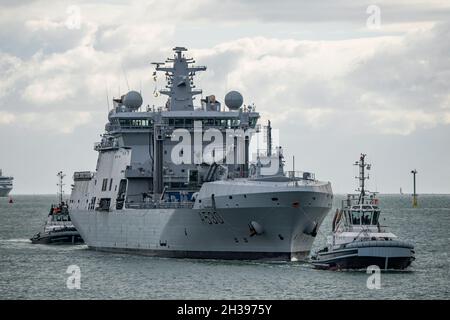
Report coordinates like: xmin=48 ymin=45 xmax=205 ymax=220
xmin=71 ymin=191 xmax=331 ymax=261
xmin=0 ymin=187 xmax=12 ymax=197
xmin=30 ymin=230 xmax=84 ymax=245
xmin=88 ymin=247 xmax=294 ymax=260
xmin=313 ymin=256 xmax=414 ymax=270
xmin=311 ymin=241 xmax=415 ymax=270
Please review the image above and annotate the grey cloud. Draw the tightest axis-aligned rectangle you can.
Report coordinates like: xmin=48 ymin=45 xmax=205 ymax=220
xmin=187 ymin=0 xmax=450 ymax=24
xmin=0 ymin=19 xmax=92 ymax=59
xmin=0 ymin=0 xmax=449 ymax=193
xmin=347 ymin=21 xmax=450 ymax=113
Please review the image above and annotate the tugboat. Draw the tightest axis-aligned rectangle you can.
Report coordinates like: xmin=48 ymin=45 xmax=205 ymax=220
xmin=311 ymin=154 xmax=415 ymax=270
xmin=30 ymin=172 xmax=84 ymax=245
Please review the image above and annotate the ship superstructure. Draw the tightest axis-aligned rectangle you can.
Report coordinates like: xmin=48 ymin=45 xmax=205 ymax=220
xmin=0 ymin=169 xmax=13 ymax=197
xmin=69 ymin=47 xmax=333 ymax=260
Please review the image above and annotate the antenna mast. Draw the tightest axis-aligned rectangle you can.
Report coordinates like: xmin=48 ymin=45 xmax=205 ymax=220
xmin=105 ymin=83 xmax=110 ymax=112
xmin=411 ymin=169 xmax=418 ymax=208
xmin=266 ymin=120 xmax=272 ymax=156
xmin=57 ymin=171 xmax=65 ymax=204
xmin=354 ymin=154 xmax=371 ymax=204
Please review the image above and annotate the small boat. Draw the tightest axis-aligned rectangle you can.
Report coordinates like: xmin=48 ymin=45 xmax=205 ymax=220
xmin=311 ymin=154 xmax=415 ymax=270
xmin=30 ymin=172 xmax=84 ymax=245
xmin=30 ymin=202 xmax=84 ymax=244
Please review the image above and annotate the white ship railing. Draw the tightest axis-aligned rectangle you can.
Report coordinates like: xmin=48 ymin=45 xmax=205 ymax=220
xmin=94 ymin=139 xmax=119 ymax=151
xmin=286 ymin=170 xmax=315 ymax=181
xmin=125 ymin=201 xmax=194 ymax=209
xmin=342 ymin=194 xmax=380 ymax=207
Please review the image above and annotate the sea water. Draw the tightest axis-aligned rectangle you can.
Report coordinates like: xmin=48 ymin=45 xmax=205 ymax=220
xmin=0 ymin=194 xmax=448 ymax=299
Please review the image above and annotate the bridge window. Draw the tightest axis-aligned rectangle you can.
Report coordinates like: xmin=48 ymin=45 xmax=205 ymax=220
xmin=250 ymin=117 xmax=258 ymax=127
xmin=119 ymin=119 xmax=150 ymax=128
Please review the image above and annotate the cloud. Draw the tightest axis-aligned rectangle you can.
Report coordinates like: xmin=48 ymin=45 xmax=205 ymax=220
xmin=179 ymin=0 xmax=450 ymax=27
xmin=368 ymin=110 xmax=439 ymax=135
xmin=0 ymin=0 xmax=449 ymax=194
xmin=0 ymin=110 xmax=94 ymax=134
xmin=0 ymin=112 xmax=16 ymax=124
xmin=189 ymin=29 xmax=450 ymax=134
xmin=0 ymin=0 xmax=449 ymax=137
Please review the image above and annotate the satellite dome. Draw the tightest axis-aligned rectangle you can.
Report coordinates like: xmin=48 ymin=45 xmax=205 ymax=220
xmin=123 ymin=91 xmax=143 ymax=110
xmin=225 ymin=91 xmax=243 ymax=110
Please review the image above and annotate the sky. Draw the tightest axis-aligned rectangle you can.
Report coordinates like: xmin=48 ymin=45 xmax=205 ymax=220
xmin=0 ymin=0 xmax=449 ymax=195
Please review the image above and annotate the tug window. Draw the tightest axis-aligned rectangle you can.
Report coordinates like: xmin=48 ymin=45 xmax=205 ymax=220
xmin=362 ymin=212 xmax=372 ymax=225
xmin=372 ymin=211 xmax=380 ymax=225
xmin=351 ymin=210 xmax=361 ymax=224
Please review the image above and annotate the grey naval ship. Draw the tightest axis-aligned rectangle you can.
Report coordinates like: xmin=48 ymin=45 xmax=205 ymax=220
xmin=69 ymin=47 xmax=333 ymax=261
xmin=0 ymin=169 xmax=13 ymax=197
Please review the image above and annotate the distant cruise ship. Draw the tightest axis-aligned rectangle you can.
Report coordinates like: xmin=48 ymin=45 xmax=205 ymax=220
xmin=0 ymin=169 xmax=13 ymax=197
xmin=69 ymin=47 xmax=333 ymax=261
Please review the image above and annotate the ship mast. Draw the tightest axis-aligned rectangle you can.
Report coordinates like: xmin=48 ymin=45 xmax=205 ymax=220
xmin=57 ymin=171 xmax=65 ymax=204
xmin=152 ymin=47 xmax=206 ymax=111
xmin=266 ymin=120 xmax=272 ymax=156
xmin=354 ymin=154 xmax=370 ymax=204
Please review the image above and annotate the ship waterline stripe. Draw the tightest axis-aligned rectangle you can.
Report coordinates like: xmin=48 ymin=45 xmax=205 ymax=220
xmin=89 ymin=246 xmax=309 ymax=261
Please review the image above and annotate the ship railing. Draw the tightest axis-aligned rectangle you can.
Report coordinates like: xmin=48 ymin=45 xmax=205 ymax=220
xmin=106 ymin=124 xmax=151 ymax=131
xmin=227 ymin=170 xmax=250 ymax=179
xmin=125 ymin=166 xmax=152 ymax=178
xmin=125 ymin=201 xmax=194 ymax=210
xmin=342 ymin=194 xmax=380 ymax=207
xmin=286 ymin=171 xmax=316 ymax=181
xmin=94 ymin=140 xmax=119 ymax=151
xmin=73 ymin=171 xmax=93 ymax=181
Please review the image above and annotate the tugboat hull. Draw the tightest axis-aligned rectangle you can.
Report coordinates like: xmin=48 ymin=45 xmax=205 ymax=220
xmin=312 ymin=240 xmax=415 ymax=270
xmin=30 ymin=229 xmax=84 ymax=245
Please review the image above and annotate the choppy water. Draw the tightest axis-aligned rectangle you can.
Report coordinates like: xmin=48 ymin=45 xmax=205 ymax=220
xmin=0 ymin=194 xmax=449 ymax=299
